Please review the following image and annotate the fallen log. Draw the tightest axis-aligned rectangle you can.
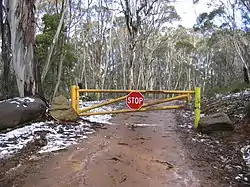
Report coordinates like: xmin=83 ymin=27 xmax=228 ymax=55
xmin=0 ymin=96 xmax=48 ymax=131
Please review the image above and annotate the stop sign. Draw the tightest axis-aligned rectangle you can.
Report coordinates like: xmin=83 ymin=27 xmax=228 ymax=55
xmin=126 ymin=91 xmax=144 ymax=110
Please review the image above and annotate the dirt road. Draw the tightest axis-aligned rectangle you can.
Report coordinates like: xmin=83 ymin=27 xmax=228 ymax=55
xmin=5 ymin=110 xmax=202 ymax=187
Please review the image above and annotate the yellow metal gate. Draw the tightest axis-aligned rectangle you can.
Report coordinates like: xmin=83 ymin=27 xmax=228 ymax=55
xmin=71 ymin=86 xmax=201 ymax=128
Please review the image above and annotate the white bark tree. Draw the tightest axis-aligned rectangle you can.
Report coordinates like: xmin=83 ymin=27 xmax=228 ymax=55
xmin=6 ymin=0 xmax=37 ymax=97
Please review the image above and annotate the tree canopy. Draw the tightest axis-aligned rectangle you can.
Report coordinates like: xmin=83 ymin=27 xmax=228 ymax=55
xmin=0 ymin=0 xmax=250 ymax=100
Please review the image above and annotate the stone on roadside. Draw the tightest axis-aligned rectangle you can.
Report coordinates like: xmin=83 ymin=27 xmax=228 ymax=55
xmin=0 ymin=96 xmax=47 ymax=131
xmin=50 ymin=95 xmax=79 ymax=122
xmin=198 ymin=112 xmax=234 ymax=133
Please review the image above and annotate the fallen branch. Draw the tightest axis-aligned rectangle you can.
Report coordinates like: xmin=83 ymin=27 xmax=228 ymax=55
xmin=153 ymin=159 xmax=174 ymax=169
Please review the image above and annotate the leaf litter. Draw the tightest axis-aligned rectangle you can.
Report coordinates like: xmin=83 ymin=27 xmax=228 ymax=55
xmin=177 ymin=90 xmax=250 ymax=186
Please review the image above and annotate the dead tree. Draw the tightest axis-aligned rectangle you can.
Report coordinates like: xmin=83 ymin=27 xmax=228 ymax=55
xmin=121 ymin=0 xmax=158 ymax=89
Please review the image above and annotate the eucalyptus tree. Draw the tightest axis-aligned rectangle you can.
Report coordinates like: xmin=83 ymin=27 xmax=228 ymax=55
xmin=119 ymin=0 xmax=180 ymax=90
xmin=36 ymin=0 xmax=79 ymax=100
xmin=0 ymin=0 xmax=39 ymax=97
xmin=193 ymin=0 xmax=250 ymax=91
xmin=0 ymin=0 xmax=12 ymax=98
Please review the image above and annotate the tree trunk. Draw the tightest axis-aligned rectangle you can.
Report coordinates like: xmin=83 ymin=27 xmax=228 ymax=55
xmin=243 ymin=66 xmax=250 ymax=84
xmin=41 ymin=0 xmax=68 ymax=83
xmin=0 ymin=0 xmax=12 ymax=98
xmin=174 ymin=60 xmax=183 ymax=90
xmin=128 ymin=45 xmax=135 ymax=89
xmin=51 ymin=36 xmax=66 ymax=103
xmin=7 ymin=0 xmax=37 ymax=97
xmin=233 ymin=39 xmax=250 ymax=84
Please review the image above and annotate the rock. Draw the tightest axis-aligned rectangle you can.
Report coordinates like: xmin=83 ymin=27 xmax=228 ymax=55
xmin=198 ymin=112 xmax=234 ymax=133
xmin=0 ymin=96 xmax=47 ymax=131
xmin=50 ymin=95 xmax=79 ymax=122
xmin=52 ymin=95 xmax=68 ymax=105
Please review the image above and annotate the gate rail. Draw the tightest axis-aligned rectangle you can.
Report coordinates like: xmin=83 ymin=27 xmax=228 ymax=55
xmin=71 ymin=86 xmax=201 ymax=128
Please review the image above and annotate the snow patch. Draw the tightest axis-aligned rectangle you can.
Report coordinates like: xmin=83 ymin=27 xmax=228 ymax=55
xmin=241 ymin=145 xmax=250 ymax=167
xmin=180 ymin=111 xmax=194 ymax=129
xmin=126 ymin=123 xmax=159 ymax=127
xmin=1 ymin=97 xmax=36 ymax=108
xmin=235 ymin=174 xmax=243 ymax=180
xmin=0 ymin=99 xmax=117 ymax=158
xmin=17 ymin=97 xmax=35 ymax=103
xmin=222 ymin=90 xmax=250 ymax=100
xmin=80 ymin=100 xmax=114 ymax=124
xmin=1 ymin=97 xmax=36 ymax=104
xmin=0 ymin=121 xmax=95 ymax=158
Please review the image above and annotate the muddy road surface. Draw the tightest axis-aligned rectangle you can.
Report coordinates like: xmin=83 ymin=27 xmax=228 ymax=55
xmin=2 ymin=110 xmax=219 ymax=187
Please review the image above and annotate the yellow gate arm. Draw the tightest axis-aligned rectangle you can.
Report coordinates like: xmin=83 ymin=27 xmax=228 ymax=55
xmin=71 ymin=85 xmax=201 ymax=128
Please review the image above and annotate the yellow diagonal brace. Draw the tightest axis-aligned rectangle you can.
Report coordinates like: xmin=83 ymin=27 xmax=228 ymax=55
xmin=79 ymin=105 xmax=184 ymax=116
xmin=142 ymin=94 xmax=188 ymax=108
xmin=79 ymin=95 xmax=127 ymax=113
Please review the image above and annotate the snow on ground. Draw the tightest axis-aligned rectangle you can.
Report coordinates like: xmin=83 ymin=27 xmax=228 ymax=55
xmin=0 ymin=100 xmax=116 ymax=158
xmin=215 ymin=90 xmax=250 ymax=169
xmin=180 ymin=109 xmax=250 ymax=184
xmin=38 ymin=121 xmax=94 ymax=153
xmin=0 ymin=121 xmax=95 ymax=158
xmin=180 ymin=89 xmax=250 ymax=184
xmin=0 ymin=97 xmax=36 ymax=107
xmin=221 ymin=90 xmax=250 ymax=101
xmin=79 ymin=100 xmax=118 ymax=124
xmin=241 ymin=145 xmax=250 ymax=168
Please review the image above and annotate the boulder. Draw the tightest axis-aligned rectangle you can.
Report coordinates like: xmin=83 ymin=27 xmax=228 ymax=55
xmin=50 ymin=95 xmax=79 ymax=122
xmin=198 ymin=112 xmax=234 ymax=133
xmin=0 ymin=96 xmax=47 ymax=131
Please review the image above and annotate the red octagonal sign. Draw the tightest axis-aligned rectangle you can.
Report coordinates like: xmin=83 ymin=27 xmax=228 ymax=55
xmin=126 ymin=91 xmax=144 ymax=110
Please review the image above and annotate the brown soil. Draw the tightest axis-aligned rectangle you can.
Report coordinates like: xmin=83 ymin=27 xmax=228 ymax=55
xmin=1 ymin=110 xmax=219 ymax=187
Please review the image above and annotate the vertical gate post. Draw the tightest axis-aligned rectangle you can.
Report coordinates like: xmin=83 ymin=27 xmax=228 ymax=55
xmin=71 ymin=85 xmax=77 ymax=111
xmin=76 ymin=86 xmax=80 ymax=113
xmin=194 ymin=87 xmax=201 ymax=128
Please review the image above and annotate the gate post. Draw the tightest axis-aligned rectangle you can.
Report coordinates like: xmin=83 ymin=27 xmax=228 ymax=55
xmin=76 ymin=86 xmax=80 ymax=113
xmin=71 ymin=85 xmax=77 ymax=111
xmin=194 ymin=87 xmax=201 ymax=128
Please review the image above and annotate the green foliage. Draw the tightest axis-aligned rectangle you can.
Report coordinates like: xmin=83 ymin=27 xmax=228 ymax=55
xmin=36 ymin=13 xmax=76 ymax=65
xmin=161 ymin=5 xmax=181 ymax=23
xmin=63 ymin=43 xmax=77 ymax=68
xmin=36 ymin=14 xmax=61 ymax=61
xmin=194 ymin=7 xmax=225 ymax=34
xmin=175 ymin=41 xmax=196 ymax=53
xmin=35 ymin=13 xmax=77 ymax=98
xmin=43 ymin=14 xmax=61 ymax=32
